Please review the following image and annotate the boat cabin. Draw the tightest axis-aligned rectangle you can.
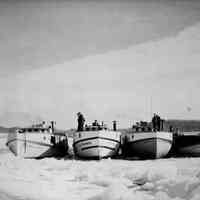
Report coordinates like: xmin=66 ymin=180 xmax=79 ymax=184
xmin=17 ymin=126 xmax=67 ymax=147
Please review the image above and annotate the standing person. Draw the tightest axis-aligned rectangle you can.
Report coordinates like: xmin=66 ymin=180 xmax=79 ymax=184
xmin=152 ymin=113 xmax=157 ymax=131
xmin=157 ymin=115 xmax=161 ymax=131
xmin=113 ymin=120 xmax=117 ymax=131
xmin=77 ymin=112 xmax=85 ymax=132
xmin=152 ymin=113 xmax=161 ymax=131
xmin=92 ymin=120 xmax=99 ymax=126
xmin=160 ymin=119 xmax=164 ymax=131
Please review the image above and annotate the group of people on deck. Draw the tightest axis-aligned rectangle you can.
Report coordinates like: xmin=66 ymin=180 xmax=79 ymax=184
xmin=77 ymin=112 xmax=105 ymax=131
xmin=77 ymin=112 xmax=163 ymax=132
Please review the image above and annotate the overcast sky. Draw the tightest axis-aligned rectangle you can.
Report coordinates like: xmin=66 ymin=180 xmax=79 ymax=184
xmin=0 ymin=0 xmax=200 ymax=129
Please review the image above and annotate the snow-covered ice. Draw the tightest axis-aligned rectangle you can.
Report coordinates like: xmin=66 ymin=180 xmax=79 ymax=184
xmin=0 ymin=2 xmax=200 ymax=199
xmin=1 ymin=134 xmax=200 ymax=200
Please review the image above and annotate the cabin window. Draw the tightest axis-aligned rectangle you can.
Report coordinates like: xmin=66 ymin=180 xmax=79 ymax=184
xmin=79 ymin=133 xmax=81 ymax=138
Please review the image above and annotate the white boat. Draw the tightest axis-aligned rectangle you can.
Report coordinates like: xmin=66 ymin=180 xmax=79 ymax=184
xmin=73 ymin=125 xmax=121 ymax=159
xmin=123 ymin=131 xmax=173 ymax=159
xmin=6 ymin=122 xmax=68 ymax=159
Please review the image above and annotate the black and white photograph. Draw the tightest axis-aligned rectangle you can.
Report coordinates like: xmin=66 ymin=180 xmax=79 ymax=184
xmin=0 ymin=0 xmax=200 ymax=199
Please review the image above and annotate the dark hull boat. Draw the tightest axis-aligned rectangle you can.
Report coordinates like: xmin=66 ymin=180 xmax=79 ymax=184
xmin=172 ymin=132 xmax=200 ymax=157
xmin=123 ymin=131 xmax=173 ymax=159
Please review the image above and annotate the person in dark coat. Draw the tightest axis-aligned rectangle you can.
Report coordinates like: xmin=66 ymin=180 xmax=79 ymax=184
xmin=77 ymin=112 xmax=85 ymax=131
xmin=152 ymin=113 xmax=157 ymax=131
xmin=113 ymin=120 xmax=117 ymax=131
xmin=92 ymin=120 xmax=99 ymax=127
xmin=152 ymin=113 xmax=161 ymax=131
xmin=157 ymin=115 xmax=161 ymax=131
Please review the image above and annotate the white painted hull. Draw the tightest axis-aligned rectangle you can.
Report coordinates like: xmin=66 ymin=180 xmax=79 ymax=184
xmin=124 ymin=132 xmax=173 ymax=159
xmin=73 ymin=130 xmax=121 ymax=159
xmin=7 ymin=132 xmax=67 ymax=158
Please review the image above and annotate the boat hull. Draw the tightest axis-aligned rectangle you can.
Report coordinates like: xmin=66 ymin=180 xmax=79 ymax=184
xmin=73 ymin=130 xmax=121 ymax=159
xmin=124 ymin=132 xmax=173 ymax=159
xmin=7 ymin=132 xmax=68 ymax=158
xmin=173 ymin=134 xmax=200 ymax=157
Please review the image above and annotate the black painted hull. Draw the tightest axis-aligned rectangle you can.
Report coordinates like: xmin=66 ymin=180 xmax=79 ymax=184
xmin=172 ymin=134 xmax=200 ymax=157
xmin=123 ymin=132 xmax=173 ymax=159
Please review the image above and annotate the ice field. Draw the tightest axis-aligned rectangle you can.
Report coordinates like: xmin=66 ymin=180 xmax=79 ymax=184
xmin=1 ymin=134 xmax=200 ymax=200
xmin=0 ymin=0 xmax=200 ymax=199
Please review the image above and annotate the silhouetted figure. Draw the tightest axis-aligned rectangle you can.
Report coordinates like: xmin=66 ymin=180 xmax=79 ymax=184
xmin=152 ymin=113 xmax=161 ymax=131
xmin=157 ymin=115 xmax=161 ymax=131
xmin=160 ymin=119 xmax=164 ymax=131
xmin=92 ymin=120 xmax=99 ymax=126
xmin=113 ymin=120 xmax=117 ymax=131
xmin=152 ymin=114 xmax=156 ymax=131
xmin=77 ymin=112 xmax=85 ymax=131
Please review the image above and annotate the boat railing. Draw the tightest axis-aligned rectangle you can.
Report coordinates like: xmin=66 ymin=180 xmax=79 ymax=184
xmin=132 ymin=125 xmax=152 ymax=133
xmin=17 ymin=127 xmax=51 ymax=133
xmin=84 ymin=124 xmax=108 ymax=131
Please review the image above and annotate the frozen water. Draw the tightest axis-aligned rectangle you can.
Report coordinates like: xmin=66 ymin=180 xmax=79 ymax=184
xmin=0 ymin=2 xmax=200 ymax=199
xmin=1 ymin=134 xmax=200 ymax=200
